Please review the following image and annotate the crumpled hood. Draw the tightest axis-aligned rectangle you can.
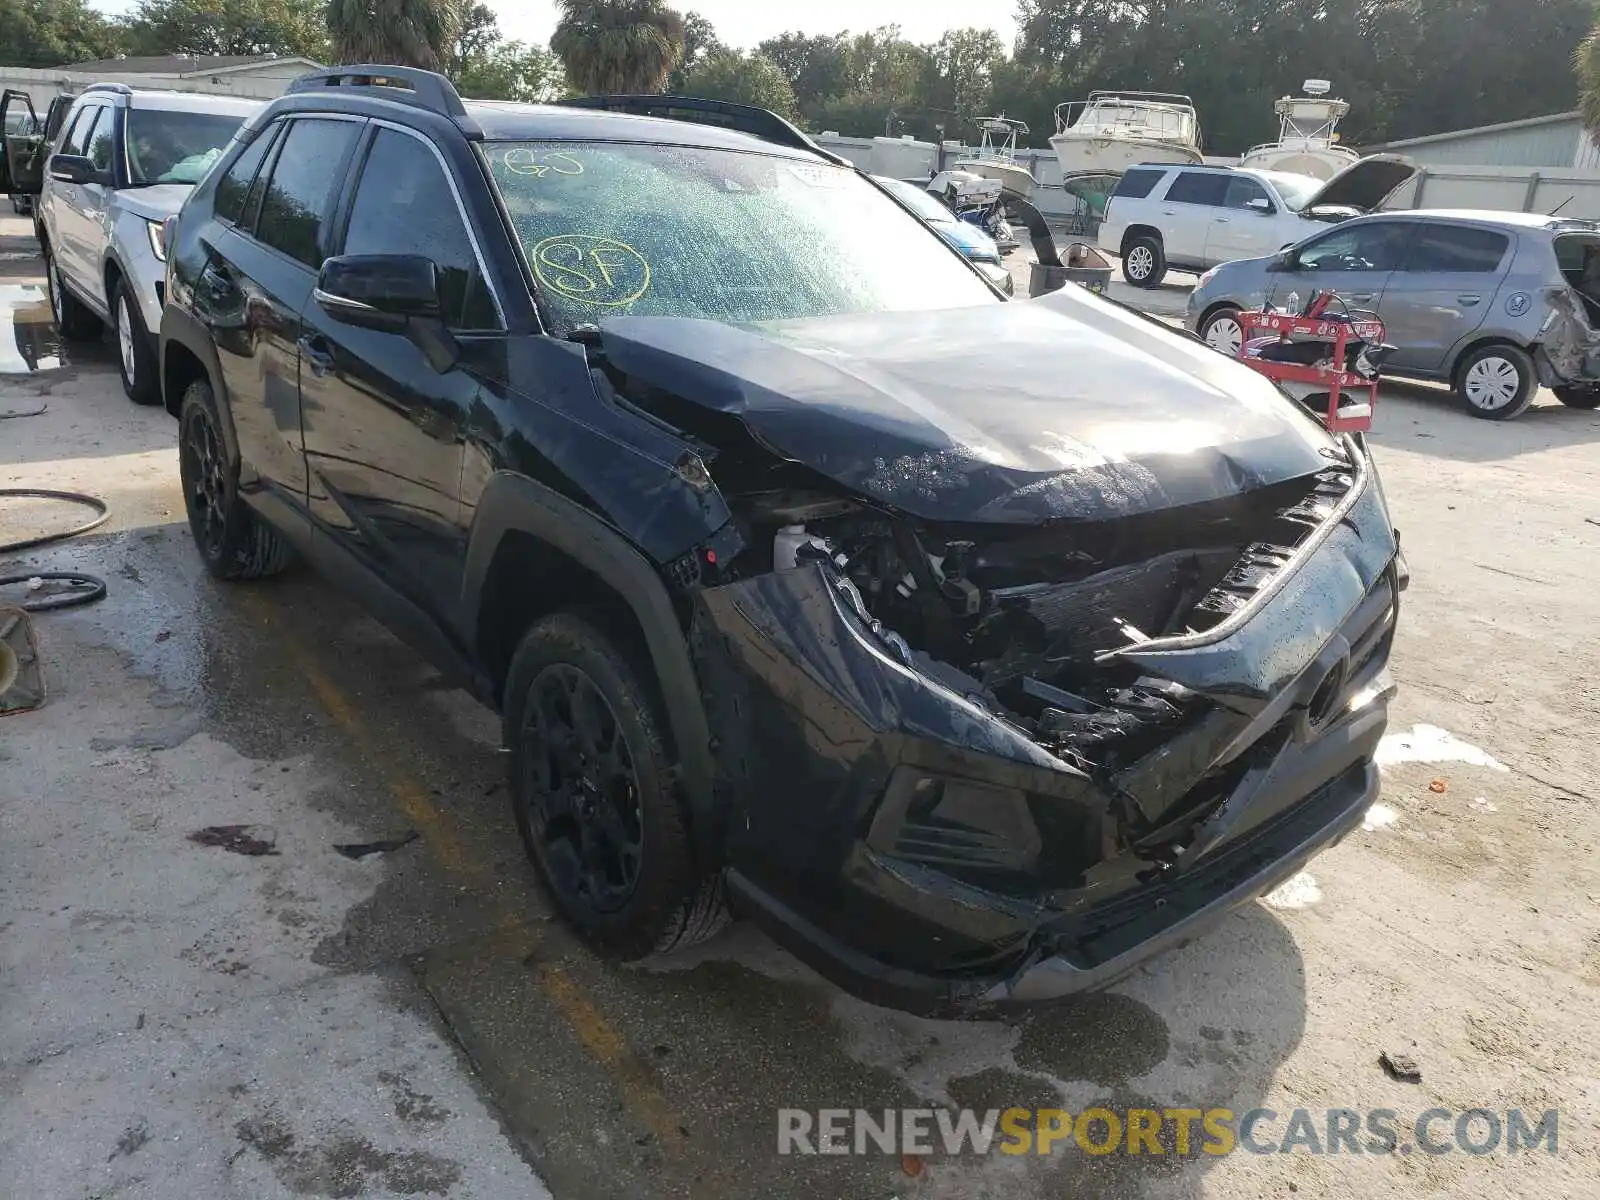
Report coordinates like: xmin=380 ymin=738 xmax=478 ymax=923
xmin=113 ymin=184 xmax=194 ymax=222
xmin=597 ymin=290 xmax=1337 ymax=524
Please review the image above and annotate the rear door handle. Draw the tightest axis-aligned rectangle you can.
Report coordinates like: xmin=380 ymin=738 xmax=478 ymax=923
xmin=1458 ymin=294 xmax=1481 ymax=306
xmin=298 ymin=335 xmax=335 ymax=376
xmin=1347 ymin=293 xmax=1374 ymax=303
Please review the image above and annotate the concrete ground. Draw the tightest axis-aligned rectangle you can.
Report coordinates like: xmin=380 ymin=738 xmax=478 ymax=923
xmin=3 ymin=212 xmax=1599 ymax=1199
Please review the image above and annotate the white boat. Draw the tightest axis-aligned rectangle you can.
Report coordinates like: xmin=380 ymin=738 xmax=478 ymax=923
xmin=1239 ymin=80 xmax=1360 ymax=181
xmin=950 ymin=116 xmax=1036 ymax=200
xmin=1049 ymin=92 xmax=1203 ymax=175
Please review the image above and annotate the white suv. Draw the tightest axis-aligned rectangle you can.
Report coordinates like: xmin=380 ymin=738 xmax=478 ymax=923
xmin=30 ymin=85 xmax=261 ymax=402
xmin=1098 ymin=157 xmax=1415 ymax=288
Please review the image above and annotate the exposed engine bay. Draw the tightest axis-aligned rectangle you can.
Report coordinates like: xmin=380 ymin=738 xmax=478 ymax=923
xmin=723 ymin=456 xmax=1357 ymax=777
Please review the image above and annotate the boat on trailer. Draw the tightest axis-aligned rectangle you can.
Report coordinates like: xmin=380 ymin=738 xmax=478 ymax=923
xmin=1049 ymin=91 xmax=1203 ymax=175
xmin=1239 ymin=80 xmax=1359 ymax=181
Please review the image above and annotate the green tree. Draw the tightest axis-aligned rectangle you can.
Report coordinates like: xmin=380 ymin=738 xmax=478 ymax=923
xmin=678 ymin=49 xmax=795 ymax=116
xmin=327 ymin=0 xmax=461 ymax=71
xmin=0 ymin=0 xmax=126 ymax=67
xmin=758 ymin=32 xmax=854 ymax=116
xmin=123 ymin=0 xmax=327 ymax=59
xmin=917 ymin=28 xmax=1006 ymax=128
xmin=667 ymin=11 xmax=721 ymax=91
xmin=551 ymin=0 xmax=685 ymax=95
xmin=456 ymin=41 xmax=564 ymax=100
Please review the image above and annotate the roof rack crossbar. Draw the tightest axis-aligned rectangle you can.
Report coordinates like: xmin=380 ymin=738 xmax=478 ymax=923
xmin=287 ymin=65 xmax=475 ymax=126
xmin=83 ymin=82 xmax=134 ymax=96
xmin=556 ymin=94 xmax=852 ymax=168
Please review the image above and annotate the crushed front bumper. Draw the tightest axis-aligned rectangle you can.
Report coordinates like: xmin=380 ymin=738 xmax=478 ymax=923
xmin=693 ymin=448 xmax=1400 ymax=1015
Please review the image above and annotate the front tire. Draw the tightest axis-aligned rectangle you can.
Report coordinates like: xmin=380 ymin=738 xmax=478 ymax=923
xmin=178 ymin=379 xmax=293 ymax=580
xmin=112 ymin=279 xmax=160 ymax=405
xmin=1455 ymin=344 xmax=1536 ymax=421
xmin=1553 ymin=384 xmax=1600 ymax=410
xmin=1198 ymin=306 xmax=1245 ymax=357
xmin=44 ymin=247 xmax=101 ymax=341
xmin=504 ymin=613 xmax=728 ymax=960
xmin=1122 ymin=235 xmax=1167 ymax=289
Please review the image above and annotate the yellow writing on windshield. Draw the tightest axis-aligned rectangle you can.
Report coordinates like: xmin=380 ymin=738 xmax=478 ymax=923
xmin=531 ymin=234 xmax=651 ymax=307
xmin=503 ymin=148 xmax=585 ymax=178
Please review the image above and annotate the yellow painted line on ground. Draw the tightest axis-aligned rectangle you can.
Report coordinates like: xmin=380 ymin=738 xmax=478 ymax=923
xmin=238 ymin=590 xmax=687 ymax=1153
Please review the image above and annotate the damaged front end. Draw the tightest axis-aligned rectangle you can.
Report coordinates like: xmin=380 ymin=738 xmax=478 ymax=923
xmin=689 ymin=441 xmax=1398 ymax=1015
xmin=585 ymin=301 xmax=1401 ymax=1014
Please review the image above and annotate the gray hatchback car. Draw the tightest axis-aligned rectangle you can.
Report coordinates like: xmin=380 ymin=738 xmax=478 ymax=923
xmin=1187 ymin=209 xmax=1600 ymax=419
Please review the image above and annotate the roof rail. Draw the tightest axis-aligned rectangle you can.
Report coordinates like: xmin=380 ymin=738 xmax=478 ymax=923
xmin=287 ymin=65 xmax=481 ymax=137
xmin=557 ymin=94 xmax=852 ymax=168
xmin=83 ymin=82 xmax=133 ymax=96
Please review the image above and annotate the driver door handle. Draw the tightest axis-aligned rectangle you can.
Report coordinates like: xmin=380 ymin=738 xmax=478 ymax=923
xmin=1347 ymin=293 xmax=1374 ymax=303
xmin=1214 ymin=217 xmax=1230 ymax=225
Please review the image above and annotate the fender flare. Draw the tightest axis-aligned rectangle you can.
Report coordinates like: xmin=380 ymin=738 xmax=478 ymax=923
xmin=460 ymin=472 xmax=717 ymax=825
xmin=159 ymin=304 xmax=241 ymax=470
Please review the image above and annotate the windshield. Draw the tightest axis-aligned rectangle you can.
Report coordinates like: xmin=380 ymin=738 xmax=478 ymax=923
xmin=126 ymin=108 xmax=247 ymax=185
xmin=876 ymin=176 xmax=956 ymax=224
xmin=487 ymin=141 xmax=995 ymax=329
xmin=1261 ymin=171 xmax=1324 ymax=211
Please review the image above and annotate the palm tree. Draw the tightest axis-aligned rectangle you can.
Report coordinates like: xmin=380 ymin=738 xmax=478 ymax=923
xmin=328 ymin=0 xmax=463 ymax=72
xmin=1579 ymin=28 xmax=1600 ymax=136
xmin=551 ymin=0 xmax=686 ymax=96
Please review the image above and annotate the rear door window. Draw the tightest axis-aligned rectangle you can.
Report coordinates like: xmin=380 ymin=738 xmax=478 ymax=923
xmin=254 ymin=118 xmax=361 ymax=269
xmin=1113 ymin=168 xmax=1164 ymax=199
xmin=1405 ymin=225 xmax=1510 ymax=273
xmin=1162 ymin=171 xmax=1229 ymax=206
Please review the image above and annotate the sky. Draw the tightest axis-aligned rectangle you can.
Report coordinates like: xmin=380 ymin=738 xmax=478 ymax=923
xmin=487 ymin=1 xmax=1017 ymax=51
xmin=87 ymin=1 xmax=1017 ymax=54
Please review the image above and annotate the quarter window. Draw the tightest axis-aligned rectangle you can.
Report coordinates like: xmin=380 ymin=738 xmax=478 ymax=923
xmin=1163 ymin=171 xmax=1229 ymax=206
xmin=215 ymin=124 xmax=278 ymax=227
xmin=1405 ymin=225 xmax=1509 ymax=273
xmin=254 ymin=119 xmax=360 ymax=269
xmin=341 ymin=128 xmax=498 ymax=329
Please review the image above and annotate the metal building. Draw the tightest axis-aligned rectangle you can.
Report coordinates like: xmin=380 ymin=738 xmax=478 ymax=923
xmin=1371 ymin=111 xmax=1596 ymax=170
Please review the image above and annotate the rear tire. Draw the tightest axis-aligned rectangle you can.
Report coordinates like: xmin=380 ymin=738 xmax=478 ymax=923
xmin=44 ymin=247 xmax=101 ymax=341
xmin=1122 ymin=235 xmax=1167 ymax=289
xmin=504 ymin=613 xmax=728 ymax=961
xmin=112 ymin=278 xmax=160 ymax=405
xmin=178 ymin=379 xmax=294 ymax=581
xmin=1455 ymin=344 xmax=1536 ymax=421
xmin=1553 ymin=384 xmax=1600 ymax=410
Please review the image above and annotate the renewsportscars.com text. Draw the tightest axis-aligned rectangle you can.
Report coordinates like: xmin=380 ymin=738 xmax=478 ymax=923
xmin=777 ymin=1107 xmax=1559 ymax=1157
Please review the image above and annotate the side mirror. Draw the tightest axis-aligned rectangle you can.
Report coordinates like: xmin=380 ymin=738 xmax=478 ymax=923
xmin=1246 ymin=197 xmax=1275 ymax=214
xmin=1272 ymin=246 xmax=1300 ymax=271
xmin=314 ymin=254 xmax=440 ymax=332
xmin=47 ymin=153 xmax=107 ymax=186
xmin=314 ymin=254 xmax=458 ymax=372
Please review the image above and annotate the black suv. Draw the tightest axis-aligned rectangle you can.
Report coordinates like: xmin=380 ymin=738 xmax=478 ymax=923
xmin=162 ymin=68 xmax=1403 ymax=1015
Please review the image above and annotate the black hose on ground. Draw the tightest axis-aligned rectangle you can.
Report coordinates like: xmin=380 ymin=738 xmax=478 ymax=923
xmin=0 ymin=488 xmax=110 ymax=553
xmin=0 ymin=571 xmax=107 ymax=612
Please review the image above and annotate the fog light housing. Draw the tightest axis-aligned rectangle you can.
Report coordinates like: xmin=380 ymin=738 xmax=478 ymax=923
xmin=867 ymin=767 xmax=1041 ymax=875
